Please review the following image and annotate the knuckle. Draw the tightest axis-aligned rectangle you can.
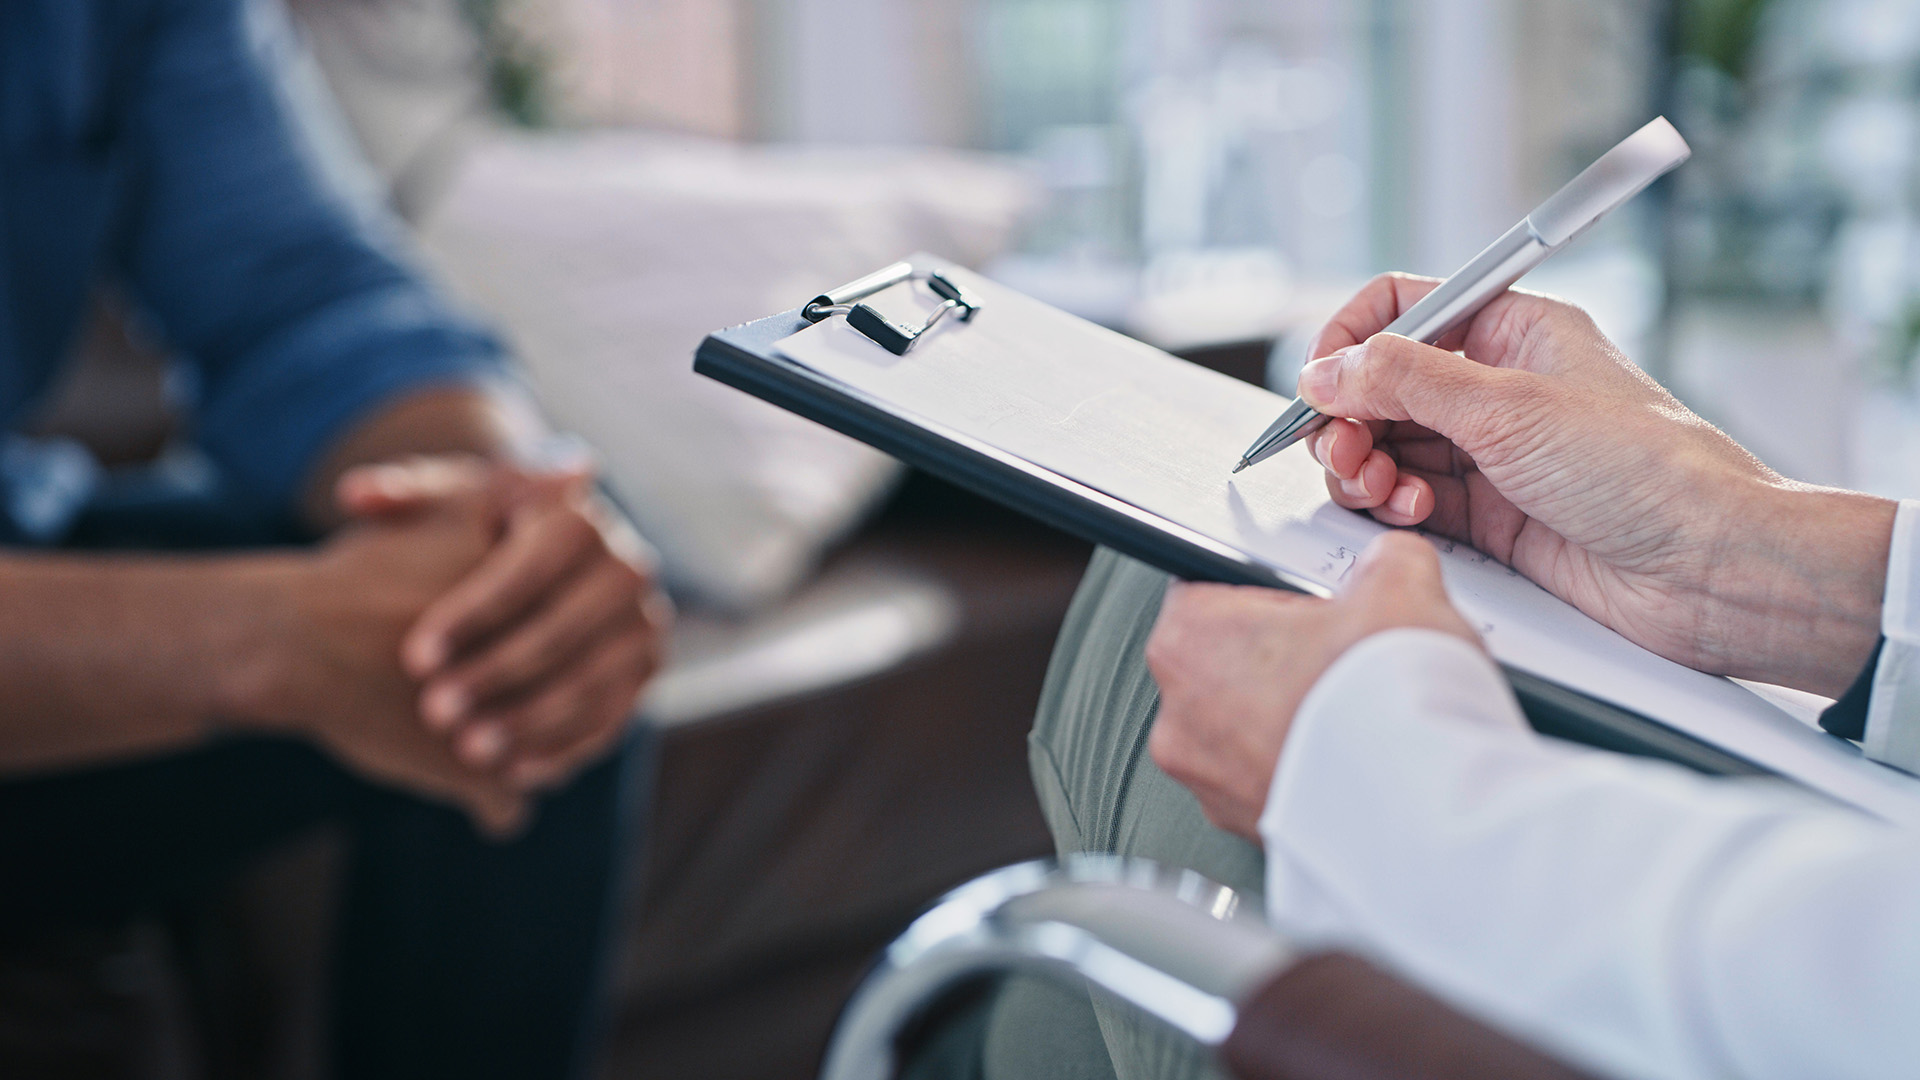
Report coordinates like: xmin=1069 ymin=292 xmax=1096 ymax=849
xmin=635 ymin=631 xmax=668 ymax=680
xmin=1541 ymin=296 xmax=1599 ymax=333
xmin=607 ymin=560 xmax=647 ymax=599
xmin=1374 ymin=530 xmax=1427 ymax=560
xmin=524 ymin=694 xmax=576 ymax=735
xmin=609 ymin=647 xmax=654 ymax=697
xmin=630 ymin=551 xmax=662 ymax=583
xmin=522 ymin=501 xmax=583 ymax=544
xmin=606 ymin=674 xmax=647 ymax=719
xmin=556 ymin=510 xmax=600 ymax=550
xmin=1145 ymin=620 xmax=1200 ymax=685
xmin=508 ymin=684 xmax=579 ymax=737
xmin=634 ymin=621 xmax=671 ymax=668
xmin=596 ymin=698 xmax=639 ymax=740
xmin=486 ymin=634 xmax=559 ymax=689
xmin=1383 ymin=534 xmax=1437 ymax=577
xmin=1146 ymin=720 xmax=1188 ymax=777
xmin=1349 ymin=536 xmax=1414 ymax=591
xmin=492 ymin=643 xmax=548 ymax=688
xmin=1364 ymin=271 xmax=1404 ymax=299
xmin=642 ymin=590 xmax=676 ymax=628
xmin=605 ymin=617 xmax=649 ymax=653
xmin=1143 ymin=624 xmax=1176 ymax=675
xmin=1347 ymin=339 xmax=1394 ymax=395
xmin=1193 ymin=793 xmax=1242 ymax=833
xmin=449 ymin=585 xmax=511 ymax=629
xmin=1146 ymin=584 xmax=1243 ymax=682
xmin=1144 ymin=601 xmax=1188 ymax=667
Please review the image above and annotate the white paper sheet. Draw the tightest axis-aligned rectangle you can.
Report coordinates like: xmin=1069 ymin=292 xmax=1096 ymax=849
xmin=776 ymin=264 xmax=1920 ymax=824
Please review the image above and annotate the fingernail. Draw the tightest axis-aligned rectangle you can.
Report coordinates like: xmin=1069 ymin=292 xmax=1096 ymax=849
xmin=1297 ymin=353 xmax=1343 ymax=407
xmin=461 ymin=723 xmax=507 ymax=766
xmin=424 ymin=684 xmax=468 ymax=729
xmin=1388 ymin=485 xmax=1421 ymax=518
xmin=1340 ymin=473 xmax=1372 ymax=501
xmin=1313 ymin=422 xmax=1344 ymax=468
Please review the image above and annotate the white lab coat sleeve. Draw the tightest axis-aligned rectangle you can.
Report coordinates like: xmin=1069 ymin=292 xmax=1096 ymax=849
xmin=1864 ymin=500 xmax=1920 ymax=771
xmin=1260 ymin=628 xmax=1920 ymax=1080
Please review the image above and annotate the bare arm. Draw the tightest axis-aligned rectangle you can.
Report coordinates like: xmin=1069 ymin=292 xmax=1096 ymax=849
xmin=0 ymin=387 xmax=516 ymax=767
xmin=0 ymin=549 xmax=298 ymax=772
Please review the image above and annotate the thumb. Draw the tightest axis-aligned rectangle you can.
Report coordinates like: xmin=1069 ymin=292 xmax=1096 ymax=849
xmin=1342 ymin=531 xmax=1447 ymax=607
xmin=1296 ymin=333 xmax=1533 ymax=451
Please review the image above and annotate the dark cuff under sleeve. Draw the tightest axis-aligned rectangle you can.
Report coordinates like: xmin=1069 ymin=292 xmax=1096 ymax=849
xmin=1820 ymin=636 xmax=1887 ymax=741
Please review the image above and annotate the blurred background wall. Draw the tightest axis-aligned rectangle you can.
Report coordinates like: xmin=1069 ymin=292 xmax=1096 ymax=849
xmin=393 ymin=0 xmax=1920 ymax=503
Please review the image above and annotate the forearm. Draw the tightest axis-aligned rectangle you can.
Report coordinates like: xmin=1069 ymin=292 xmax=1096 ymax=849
xmin=1263 ymin=631 xmax=1920 ymax=1080
xmin=0 ymin=550 xmax=303 ymax=773
xmin=298 ymin=385 xmax=546 ymax=531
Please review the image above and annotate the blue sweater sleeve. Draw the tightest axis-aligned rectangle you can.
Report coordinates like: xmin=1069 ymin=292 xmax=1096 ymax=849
xmin=111 ymin=0 xmax=506 ymax=521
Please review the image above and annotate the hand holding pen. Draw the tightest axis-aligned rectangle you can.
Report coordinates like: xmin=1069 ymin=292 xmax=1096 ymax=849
xmin=1281 ymin=271 xmax=1895 ymax=700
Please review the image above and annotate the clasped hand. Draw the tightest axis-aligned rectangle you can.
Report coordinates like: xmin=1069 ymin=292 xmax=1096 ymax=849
xmin=1147 ymin=273 xmax=1898 ymax=839
xmin=241 ymin=456 xmax=671 ymax=836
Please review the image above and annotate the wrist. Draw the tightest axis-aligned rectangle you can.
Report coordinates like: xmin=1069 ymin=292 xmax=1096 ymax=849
xmin=1711 ymin=482 xmax=1894 ymax=696
xmin=207 ymin=553 xmax=322 ymax=733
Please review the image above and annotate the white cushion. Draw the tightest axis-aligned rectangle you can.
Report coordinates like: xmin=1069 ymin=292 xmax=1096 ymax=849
xmin=416 ymin=129 xmax=1035 ymax=611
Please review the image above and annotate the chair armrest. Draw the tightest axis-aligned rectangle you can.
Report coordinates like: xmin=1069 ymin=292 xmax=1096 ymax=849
xmin=820 ymin=857 xmax=1602 ymax=1080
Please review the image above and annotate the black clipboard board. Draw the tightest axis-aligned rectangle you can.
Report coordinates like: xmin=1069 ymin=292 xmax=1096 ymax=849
xmin=693 ymin=270 xmax=1766 ymax=780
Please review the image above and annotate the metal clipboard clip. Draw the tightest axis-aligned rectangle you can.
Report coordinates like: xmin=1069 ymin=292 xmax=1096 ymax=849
xmin=802 ymin=261 xmax=982 ymax=356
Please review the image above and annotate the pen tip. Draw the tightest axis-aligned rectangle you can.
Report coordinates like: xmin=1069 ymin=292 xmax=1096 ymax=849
xmin=1231 ymin=459 xmax=1249 ymax=474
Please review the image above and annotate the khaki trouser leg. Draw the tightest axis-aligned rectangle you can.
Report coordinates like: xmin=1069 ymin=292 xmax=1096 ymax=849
xmin=981 ymin=548 xmax=1267 ymax=1080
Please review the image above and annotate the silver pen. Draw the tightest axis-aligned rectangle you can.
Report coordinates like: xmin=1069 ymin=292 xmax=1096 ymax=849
xmin=1232 ymin=116 xmax=1692 ymax=474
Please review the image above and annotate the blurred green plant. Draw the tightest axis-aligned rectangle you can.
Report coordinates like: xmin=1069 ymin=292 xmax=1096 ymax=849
xmin=1677 ymin=0 xmax=1773 ymax=79
xmin=460 ymin=0 xmax=549 ymax=126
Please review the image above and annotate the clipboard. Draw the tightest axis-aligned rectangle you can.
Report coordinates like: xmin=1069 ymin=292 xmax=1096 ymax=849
xmin=694 ymin=258 xmax=1767 ymax=779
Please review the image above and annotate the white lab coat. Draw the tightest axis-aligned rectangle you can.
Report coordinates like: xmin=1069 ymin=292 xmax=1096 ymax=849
xmin=1259 ymin=501 xmax=1920 ymax=1080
